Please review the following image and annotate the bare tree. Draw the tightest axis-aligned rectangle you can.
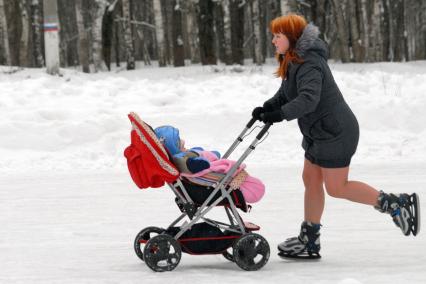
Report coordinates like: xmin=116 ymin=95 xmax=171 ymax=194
xmin=75 ymin=0 xmax=90 ymax=72
xmin=91 ymin=0 xmax=108 ymax=72
xmin=230 ymin=0 xmax=245 ymax=65
xmin=371 ymin=0 xmax=383 ymax=61
xmin=19 ymin=0 xmax=30 ymax=66
xmin=185 ymin=0 xmax=200 ymax=64
xmin=152 ymin=0 xmax=166 ymax=66
xmin=348 ymin=0 xmax=363 ymax=62
xmin=0 ymin=0 xmax=11 ymax=65
xmin=392 ymin=0 xmax=405 ymax=61
xmin=331 ymin=0 xmax=350 ymax=62
xmin=102 ymin=1 xmax=118 ymax=71
xmin=122 ymin=0 xmax=135 ymax=69
xmin=172 ymin=0 xmax=184 ymax=66
xmin=360 ymin=0 xmax=369 ymax=61
xmin=198 ymin=0 xmax=216 ymax=65
xmin=31 ymin=0 xmax=44 ymax=67
xmin=280 ymin=0 xmax=291 ymax=15
xmin=214 ymin=0 xmax=226 ymax=63
xmin=223 ymin=0 xmax=232 ymax=64
xmin=252 ymin=0 xmax=263 ymax=65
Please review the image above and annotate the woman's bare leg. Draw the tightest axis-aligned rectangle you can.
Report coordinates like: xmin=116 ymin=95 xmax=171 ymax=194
xmin=321 ymin=166 xmax=380 ymax=206
xmin=303 ymin=159 xmax=325 ymax=224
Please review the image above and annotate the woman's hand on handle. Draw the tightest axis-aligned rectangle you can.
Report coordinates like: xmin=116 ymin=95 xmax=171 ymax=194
xmin=260 ymin=110 xmax=284 ymax=124
xmin=252 ymin=106 xmax=265 ymax=121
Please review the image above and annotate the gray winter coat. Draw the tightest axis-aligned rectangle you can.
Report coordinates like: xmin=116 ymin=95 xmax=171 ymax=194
xmin=265 ymin=24 xmax=359 ymax=167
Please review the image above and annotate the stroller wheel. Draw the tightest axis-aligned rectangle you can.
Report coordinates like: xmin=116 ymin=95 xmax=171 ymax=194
xmin=134 ymin=227 xmax=165 ymax=262
xmin=232 ymin=233 xmax=270 ymax=271
xmin=143 ymin=234 xmax=182 ymax=272
xmin=222 ymin=248 xmax=234 ymax=262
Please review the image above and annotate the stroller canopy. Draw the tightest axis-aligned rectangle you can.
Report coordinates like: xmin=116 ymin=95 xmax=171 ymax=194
xmin=124 ymin=112 xmax=179 ymax=189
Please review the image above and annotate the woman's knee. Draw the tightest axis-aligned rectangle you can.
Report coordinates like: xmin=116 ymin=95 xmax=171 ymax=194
xmin=321 ymin=167 xmax=350 ymax=199
xmin=302 ymin=169 xmax=323 ymax=190
xmin=324 ymin=182 xmax=345 ymax=198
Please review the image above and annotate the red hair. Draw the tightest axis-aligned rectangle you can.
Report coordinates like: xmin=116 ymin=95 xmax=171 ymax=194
xmin=270 ymin=14 xmax=307 ymax=79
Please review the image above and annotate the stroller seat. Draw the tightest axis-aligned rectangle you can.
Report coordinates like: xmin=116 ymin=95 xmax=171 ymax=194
xmin=124 ymin=112 xmax=249 ymax=211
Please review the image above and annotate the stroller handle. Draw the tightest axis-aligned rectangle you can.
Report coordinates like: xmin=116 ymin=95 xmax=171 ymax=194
xmin=222 ymin=118 xmax=271 ymax=159
xmin=246 ymin=117 xmax=257 ymax=128
xmin=256 ymin=122 xmax=272 ymax=140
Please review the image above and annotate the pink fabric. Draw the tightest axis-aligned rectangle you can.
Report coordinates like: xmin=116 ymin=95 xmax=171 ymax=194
xmin=239 ymin=176 xmax=265 ymax=203
xmin=181 ymin=150 xmax=265 ymax=203
xmin=198 ymin=151 xmax=220 ymax=162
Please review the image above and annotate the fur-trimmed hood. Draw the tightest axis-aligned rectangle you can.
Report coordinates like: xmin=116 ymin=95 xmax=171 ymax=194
xmin=295 ymin=23 xmax=328 ymax=59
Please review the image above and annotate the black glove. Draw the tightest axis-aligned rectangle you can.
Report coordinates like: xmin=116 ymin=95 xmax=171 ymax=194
xmin=252 ymin=106 xmax=265 ymax=120
xmin=262 ymin=101 xmax=275 ymax=112
xmin=260 ymin=110 xmax=283 ymax=124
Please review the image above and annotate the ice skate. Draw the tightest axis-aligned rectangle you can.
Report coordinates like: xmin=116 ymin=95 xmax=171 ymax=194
xmin=376 ymin=191 xmax=420 ymax=236
xmin=278 ymin=221 xmax=321 ymax=259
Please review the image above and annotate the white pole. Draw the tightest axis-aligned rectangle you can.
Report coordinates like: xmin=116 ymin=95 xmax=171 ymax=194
xmin=43 ymin=0 xmax=60 ymax=75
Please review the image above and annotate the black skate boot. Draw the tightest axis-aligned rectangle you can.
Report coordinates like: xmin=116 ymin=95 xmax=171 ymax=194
xmin=278 ymin=221 xmax=321 ymax=259
xmin=375 ymin=191 xmax=420 ymax=236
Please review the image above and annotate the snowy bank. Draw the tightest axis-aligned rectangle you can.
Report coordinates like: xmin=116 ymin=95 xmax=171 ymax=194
xmin=1 ymin=61 xmax=426 ymax=174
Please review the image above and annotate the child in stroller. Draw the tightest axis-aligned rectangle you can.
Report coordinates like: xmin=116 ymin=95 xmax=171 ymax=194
xmin=154 ymin=125 xmax=265 ymax=204
xmin=124 ymin=112 xmax=271 ymax=272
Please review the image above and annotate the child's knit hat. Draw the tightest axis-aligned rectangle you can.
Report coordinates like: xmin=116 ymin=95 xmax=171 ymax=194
xmin=154 ymin=125 xmax=181 ymax=155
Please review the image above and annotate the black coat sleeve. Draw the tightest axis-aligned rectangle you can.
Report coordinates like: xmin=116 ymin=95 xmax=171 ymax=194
xmin=263 ymin=82 xmax=288 ymax=110
xmin=280 ymin=63 xmax=323 ymax=121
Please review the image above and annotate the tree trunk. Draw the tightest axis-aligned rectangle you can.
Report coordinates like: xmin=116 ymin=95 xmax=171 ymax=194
xmin=360 ymin=0 xmax=369 ymax=61
xmin=31 ymin=0 xmax=44 ymax=67
xmin=153 ymin=0 xmax=166 ymax=66
xmin=164 ymin=0 xmax=174 ymax=65
xmin=392 ymin=0 xmax=404 ymax=61
xmin=423 ymin=0 xmax=426 ymax=59
xmin=371 ymin=0 xmax=382 ymax=61
xmin=122 ymin=0 xmax=135 ymax=70
xmin=280 ymin=0 xmax=291 ymax=15
xmin=245 ymin=0 xmax=255 ymax=61
xmin=331 ymin=0 xmax=350 ymax=62
xmin=102 ymin=1 xmax=118 ymax=71
xmin=172 ymin=0 xmax=184 ymax=66
xmin=252 ymin=0 xmax=263 ymax=65
xmin=198 ymin=0 xmax=216 ymax=65
xmin=230 ymin=0 xmax=245 ymax=65
xmin=223 ymin=0 xmax=232 ymax=64
xmin=186 ymin=0 xmax=200 ymax=64
xmin=258 ymin=1 xmax=267 ymax=61
xmin=91 ymin=0 xmax=107 ymax=72
xmin=266 ymin=0 xmax=281 ymax=58
xmin=385 ymin=0 xmax=394 ymax=61
xmin=348 ymin=0 xmax=363 ymax=62
xmin=19 ymin=0 xmax=30 ymax=66
xmin=0 ymin=0 xmax=11 ymax=65
xmin=114 ymin=2 xmax=121 ymax=67
xmin=214 ymin=1 xmax=226 ymax=63
xmin=75 ymin=0 xmax=90 ymax=72
xmin=402 ymin=0 xmax=409 ymax=61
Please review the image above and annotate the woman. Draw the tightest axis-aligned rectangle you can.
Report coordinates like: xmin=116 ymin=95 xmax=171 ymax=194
xmin=252 ymin=14 xmax=420 ymax=259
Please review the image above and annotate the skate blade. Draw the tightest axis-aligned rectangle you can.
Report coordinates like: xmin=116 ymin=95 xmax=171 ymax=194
xmin=278 ymin=251 xmax=321 ymax=260
xmin=411 ymin=193 xmax=420 ymax=236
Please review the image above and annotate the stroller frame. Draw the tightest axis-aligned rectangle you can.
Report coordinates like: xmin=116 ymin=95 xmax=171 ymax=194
xmin=167 ymin=118 xmax=271 ymax=239
xmin=136 ymin=118 xmax=272 ymax=271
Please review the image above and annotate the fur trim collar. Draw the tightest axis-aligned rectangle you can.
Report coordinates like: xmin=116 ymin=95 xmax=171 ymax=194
xmin=295 ymin=24 xmax=320 ymax=57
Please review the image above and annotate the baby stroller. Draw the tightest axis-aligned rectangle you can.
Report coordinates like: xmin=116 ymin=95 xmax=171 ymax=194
xmin=124 ymin=112 xmax=272 ymax=272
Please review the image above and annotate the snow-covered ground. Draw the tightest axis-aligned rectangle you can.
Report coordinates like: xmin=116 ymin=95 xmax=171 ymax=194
xmin=1 ymin=61 xmax=425 ymax=283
